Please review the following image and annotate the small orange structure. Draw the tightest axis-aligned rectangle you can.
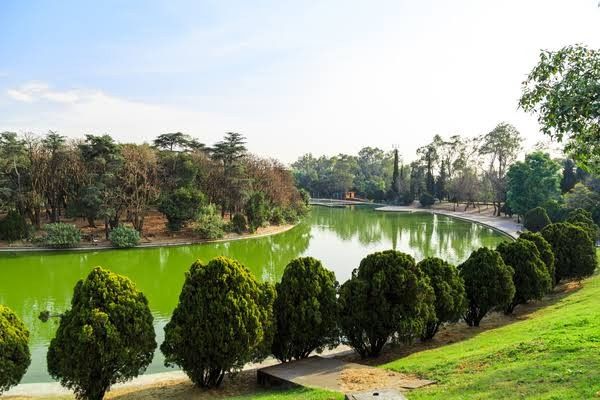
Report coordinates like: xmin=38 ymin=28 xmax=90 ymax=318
xmin=345 ymin=191 xmax=356 ymax=200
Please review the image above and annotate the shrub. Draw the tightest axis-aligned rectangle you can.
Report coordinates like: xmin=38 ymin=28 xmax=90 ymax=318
xmin=541 ymin=222 xmax=597 ymax=282
xmin=161 ymin=257 xmax=275 ymax=388
xmin=41 ymin=223 xmax=81 ymax=248
xmin=519 ymin=231 xmax=556 ymax=286
xmin=0 ymin=305 xmax=31 ymax=394
xmin=193 ymin=205 xmax=225 ymax=240
xmin=523 ymin=207 xmax=551 ymax=232
xmin=269 ymin=207 xmax=286 ymax=226
xmin=244 ymin=192 xmax=268 ymax=232
xmin=231 ymin=213 xmax=247 ymax=234
xmin=283 ymin=207 xmax=300 ymax=224
xmin=338 ymin=250 xmax=434 ymax=358
xmin=0 ymin=211 xmax=29 ymax=242
xmin=158 ymin=187 xmax=206 ymax=231
xmin=108 ymin=225 xmax=140 ymax=248
xmin=417 ymin=257 xmax=467 ymax=340
xmin=419 ymin=192 xmax=435 ymax=207
xmin=272 ymin=257 xmax=339 ymax=362
xmin=459 ymin=247 xmax=515 ymax=327
xmin=566 ymin=208 xmax=599 ymax=241
xmin=46 ymin=267 xmax=156 ymax=400
xmin=541 ymin=199 xmax=567 ymax=222
xmin=496 ymin=239 xmax=551 ymax=314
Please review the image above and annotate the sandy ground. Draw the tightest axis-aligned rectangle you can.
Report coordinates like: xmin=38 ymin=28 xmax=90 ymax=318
xmin=0 ymin=209 xmax=294 ymax=249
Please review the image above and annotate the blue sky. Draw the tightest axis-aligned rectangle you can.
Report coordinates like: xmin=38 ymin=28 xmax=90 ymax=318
xmin=1 ymin=0 xmax=599 ymax=162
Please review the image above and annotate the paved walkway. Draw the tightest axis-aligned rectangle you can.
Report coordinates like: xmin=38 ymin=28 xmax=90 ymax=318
xmin=375 ymin=205 xmax=521 ymax=239
xmin=257 ymin=356 xmax=432 ymax=394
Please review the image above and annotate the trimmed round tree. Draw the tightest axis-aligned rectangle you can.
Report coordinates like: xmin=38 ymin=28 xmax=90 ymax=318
xmin=417 ymin=257 xmax=467 ymax=340
xmin=459 ymin=247 xmax=515 ymax=327
xmin=566 ymin=208 xmax=599 ymax=241
xmin=519 ymin=231 xmax=556 ymax=286
xmin=0 ymin=305 xmax=31 ymax=394
xmin=272 ymin=257 xmax=339 ymax=362
xmin=496 ymin=239 xmax=551 ymax=314
xmin=541 ymin=222 xmax=597 ymax=282
xmin=161 ymin=257 xmax=275 ymax=388
xmin=47 ymin=267 xmax=156 ymax=400
xmin=338 ymin=250 xmax=435 ymax=358
xmin=524 ymin=207 xmax=551 ymax=232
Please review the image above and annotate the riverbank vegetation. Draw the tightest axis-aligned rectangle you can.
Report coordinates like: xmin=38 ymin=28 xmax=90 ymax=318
xmin=3 ymin=210 xmax=595 ymax=398
xmin=0 ymin=132 xmax=308 ymax=248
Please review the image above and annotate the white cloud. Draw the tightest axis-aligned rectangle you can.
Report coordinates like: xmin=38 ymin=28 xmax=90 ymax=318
xmin=6 ymin=82 xmax=81 ymax=104
xmin=2 ymin=82 xmax=237 ymax=147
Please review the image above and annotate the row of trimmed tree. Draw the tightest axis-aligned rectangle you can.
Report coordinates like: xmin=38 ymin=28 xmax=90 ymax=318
xmin=1 ymin=224 xmax=597 ymax=398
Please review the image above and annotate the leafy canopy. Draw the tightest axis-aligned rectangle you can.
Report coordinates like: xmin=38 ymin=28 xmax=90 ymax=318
xmin=417 ymin=257 xmax=467 ymax=340
xmin=459 ymin=247 xmax=515 ymax=327
xmin=272 ymin=257 xmax=339 ymax=362
xmin=46 ymin=267 xmax=156 ymax=400
xmin=520 ymin=45 xmax=600 ymax=173
xmin=496 ymin=239 xmax=551 ymax=314
xmin=541 ymin=222 xmax=597 ymax=282
xmin=0 ymin=305 xmax=31 ymax=394
xmin=338 ymin=250 xmax=435 ymax=358
xmin=161 ymin=257 xmax=274 ymax=388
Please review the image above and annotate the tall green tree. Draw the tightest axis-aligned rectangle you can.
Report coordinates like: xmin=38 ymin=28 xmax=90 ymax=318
xmin=560 ymin=159 xmax=578 ymax=193
xmin=520 ymin=45 xmax=600 ymax=173
xmin=479 ymin=123 xmax=522 ymax=216
xmin=506 ymin=152 xmax=561 ymax=217
xmin=46 ymin=267 xmax=156 ymax=400
xmin=78 ymin=135 xmax=124 ymax=238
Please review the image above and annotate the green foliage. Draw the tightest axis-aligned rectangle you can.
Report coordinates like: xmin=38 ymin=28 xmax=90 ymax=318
xmin=384 ymin=255 xmax=600 ymax=399
xmin=269 ymin=207 xmax=286 ymax=225
xmin=419 ymin=192 xmax=435 ymax=207
xmin=193 ymin=205 xmax=225 ymax=240
xmin=108 ymin=225 xmax=140 ymax=248
xmin=158 ymin=187 xmax=206 ymax=231
xmin=566 ymin=208 xmax=599 ymax=241
xmin=564 ymin=183 xmax=600 ymax=225
xmin=519 ymin=232 xmax=556 ymax=287
xmin=523 ymin=206 xmax=551 ymax=232
xmin=40 ymin=223 xmax=81 ymax=248
xmin=541 ymin=199 xmax=567 ymax=222
xmin=338 ymin=250 xmax=435 ymax=358
xmin=161 ymin=257 xmax=275 ymax=388
xmin=496 ymin=239 xmax=551 ymax=314
xmin=0 ymin=305 xmax=31 ymax=394
xmin=272 ymin=257 xmax=339 ymax=362
xmin=417 ymin=257 xmax=467 ymax=340
xmin=506 ymin=152 xmax=561 ymax=216
xmin=47 ymin=267 xmax=156 ymax=400
xmin=231 ymin=213 xmax=247 ymax=234
xmin=0 ymin=210 xmax=29 ymax=242
xmin=520 ymin=44 xmax=600 ymax=173
xmin=244 ymin=191 xmax=268 ymax=232
xmin=458 ymin=247 xmax=515 ymax=327
xmin=541 ymin=222 xmax=597 ymax=282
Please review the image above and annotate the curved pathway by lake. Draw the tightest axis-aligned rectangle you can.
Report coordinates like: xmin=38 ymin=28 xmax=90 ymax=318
xmin=0 ymin=205 xmax=509 ymax=387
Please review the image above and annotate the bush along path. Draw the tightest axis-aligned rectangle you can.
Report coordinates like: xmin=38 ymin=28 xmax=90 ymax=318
xmin=384 ymin=249 xmax=600 ymax=399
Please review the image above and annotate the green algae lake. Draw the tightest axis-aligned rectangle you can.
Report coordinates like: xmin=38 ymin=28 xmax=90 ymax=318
xmin=0 ymin=206 xmax=508 ymax=383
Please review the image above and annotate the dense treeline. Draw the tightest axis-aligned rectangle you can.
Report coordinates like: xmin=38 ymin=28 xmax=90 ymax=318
xmin=2 ymin=218 xmax=596 ymax=397
xmin=0 ymin=131 xmax=308 ymax=245
xmin=293 ymin=127 xmax=600 ymax=225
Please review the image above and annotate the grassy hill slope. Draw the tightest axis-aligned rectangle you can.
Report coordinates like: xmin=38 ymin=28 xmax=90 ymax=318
xmin=385 ymin=249 xmax=600 ymax=399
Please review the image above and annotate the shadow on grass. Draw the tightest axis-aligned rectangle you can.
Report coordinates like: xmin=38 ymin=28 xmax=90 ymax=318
xmin=340 ymin=279 xmax=583 ymax=367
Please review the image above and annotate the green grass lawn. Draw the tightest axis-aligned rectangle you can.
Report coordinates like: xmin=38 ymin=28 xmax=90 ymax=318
xmin=384 ymin=249 xmax=600 ymax=400
xmin=228 ymin=388 xmax=343 ymax=400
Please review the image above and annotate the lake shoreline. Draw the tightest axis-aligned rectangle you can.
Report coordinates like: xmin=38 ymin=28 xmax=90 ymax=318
xmin=0 ymin=223 xmax=297 ymax=254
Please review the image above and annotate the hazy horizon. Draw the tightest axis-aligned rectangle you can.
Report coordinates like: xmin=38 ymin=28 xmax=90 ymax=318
xmin=1 ymin=0 xmax=599 ymax=163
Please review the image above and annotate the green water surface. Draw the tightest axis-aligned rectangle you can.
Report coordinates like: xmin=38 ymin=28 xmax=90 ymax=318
xmin=0 ymin=206 xmax=508 ymax=383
